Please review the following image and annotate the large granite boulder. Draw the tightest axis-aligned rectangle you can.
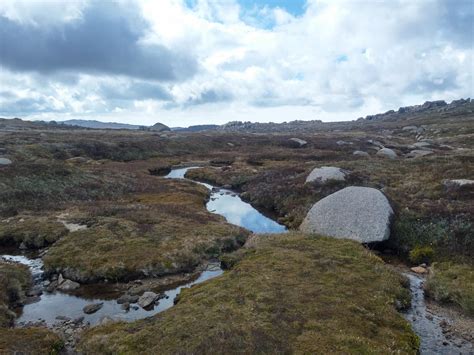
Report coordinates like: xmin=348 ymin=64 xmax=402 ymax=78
xmin=300 ymin=186 xmax=393 ymax=243
xmin=306 ymin=166 xmax=348 ymax=184
xmin=289 ymin=138 xmax=308 ymax=148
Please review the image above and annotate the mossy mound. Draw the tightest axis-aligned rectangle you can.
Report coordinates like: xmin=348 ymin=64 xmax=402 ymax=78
xmin=426 ymin=262 xmax=474 ymax=316
xmin=0 ymin=328 xmax=63 ymax=354
xmin=0 ymin=261 xmax=31 ymax=327
xmin=0 ymin=216 xmax=68 ymax=249
xmin=44 ymin=180 xmax=249 ymax=283
xmin=79 ymin=233 xmax=419 ymax=354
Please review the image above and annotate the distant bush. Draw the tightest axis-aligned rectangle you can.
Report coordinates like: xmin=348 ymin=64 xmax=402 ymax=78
xmin=409 ymin=246 xmax=435 ymax=265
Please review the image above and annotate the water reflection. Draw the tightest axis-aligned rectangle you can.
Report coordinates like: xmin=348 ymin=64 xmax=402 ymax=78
xmin=165 ymin=167 xmax=287 ymax=234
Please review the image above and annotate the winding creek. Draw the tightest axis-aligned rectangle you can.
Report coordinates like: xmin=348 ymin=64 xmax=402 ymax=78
xmin=1 ymin=167 xmax=286 ymax=327
xmin=1 ymin=167 xmax=471 ymax=353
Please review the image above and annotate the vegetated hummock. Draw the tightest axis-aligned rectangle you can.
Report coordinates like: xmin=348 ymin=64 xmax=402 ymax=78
xmin=0 ymin=261 xmax=62 ymax=353
xmin=43 ymin=178 xmax=248 ymax=283
xmin=0 ymin=98 xmax=473 ymax=353
xmin=79 ymin=233 xmax=419 ymax=354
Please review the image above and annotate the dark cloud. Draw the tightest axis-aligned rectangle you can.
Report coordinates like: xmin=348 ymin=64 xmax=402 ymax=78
xmin=100 ymin=82 xmax=173 ymax=101
xmin=438 ymin=0 xmax=474 ymax=46
xmin=0 ymin=97 xmax=51 ymax=115
xmin=0 ymin=2 xmax=197 ymax=81
xmin=184 ymin=89 xmax=233 ymax=106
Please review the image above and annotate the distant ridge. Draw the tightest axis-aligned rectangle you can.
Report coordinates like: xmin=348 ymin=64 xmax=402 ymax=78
xmin=60 ymin=119 xmax=144 ymax=130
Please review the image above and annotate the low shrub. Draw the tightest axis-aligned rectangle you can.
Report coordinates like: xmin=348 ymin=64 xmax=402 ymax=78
xmin=409 ymin=246 xmax=435 ymax=265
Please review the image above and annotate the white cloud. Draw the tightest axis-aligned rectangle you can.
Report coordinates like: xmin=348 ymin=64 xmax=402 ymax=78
xmin=0 ymin=0 xmax=472 ymax=126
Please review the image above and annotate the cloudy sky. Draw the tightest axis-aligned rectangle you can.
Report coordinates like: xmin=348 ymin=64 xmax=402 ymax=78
xmin=0 ymin=0 xmax=472 ymax=126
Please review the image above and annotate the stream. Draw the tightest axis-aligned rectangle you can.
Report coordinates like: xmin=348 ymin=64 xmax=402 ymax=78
xmin=1 ymin=167 xmax=286 ymax=327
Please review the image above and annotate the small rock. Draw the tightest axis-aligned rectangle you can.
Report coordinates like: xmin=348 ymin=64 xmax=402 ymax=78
xmin=406 ymin=149 xmax=434 ymax=158
xmin=0 ymin=157 xmax=12 ymax=166
xmin=58 ymin=274 xmax=65 ymax=285
xmin=353 ymin=150 xmax=369 ymax=157
xmin=138 ymin=291 xmax=159 ymax=309
xmin=73 ymin=316 xmax=84 ymax=324
xmin=117 ymin=294 xmax=139 ymax=304
xmin=413 ymin=141 xmax=431 ymax=148
xmin=57 ymin=279 xmax=80 ymax=291
xmin=83 ymin=303 xmax=103 ymax=314
xmin=411 ymin=266 xmax=427 ymax=274
xmin=289 ymin=138 xmax=308 ymax=147
xmin=19 ymin=242 xmax=27 ymax=250
xmin=121 ymin=302 xmax=130 ymax=311
xmin=56 ymin=315 xmax=71 ymax=321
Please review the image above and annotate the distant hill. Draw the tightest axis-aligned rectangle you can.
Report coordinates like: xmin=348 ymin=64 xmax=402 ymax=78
xmin=59 ymin=119 xmax=144 ymax=130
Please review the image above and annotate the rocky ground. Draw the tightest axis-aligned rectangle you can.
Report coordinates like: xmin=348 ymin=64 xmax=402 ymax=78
xmin=0 ymin=99 xmax=473 ymax=353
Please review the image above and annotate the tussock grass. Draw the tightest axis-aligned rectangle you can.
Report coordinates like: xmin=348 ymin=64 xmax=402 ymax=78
xmin=426 ymin=262 xmax=474 ymax=316
xmin=79 ymin=233 xmax=418 ymax=354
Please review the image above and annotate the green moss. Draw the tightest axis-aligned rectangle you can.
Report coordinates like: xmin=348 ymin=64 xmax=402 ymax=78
xmin=79 ymin=233 xmax=419 ymax=354
xmin=425 ymin=262 xmax=474 ymax=316
xmin=0 ymin=328 xmax=63 ymax=354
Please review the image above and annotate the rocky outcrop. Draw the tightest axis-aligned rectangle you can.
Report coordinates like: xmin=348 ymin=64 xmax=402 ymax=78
xmin=149 ymin=122 xmax=171 ymax=132
xmin=299 ymin=186 xmax=393 ymax=243
xmin=361 ymin=98 xmax=472 ymax=122
xmin=305 ymin=167 xmax=347 ymax=184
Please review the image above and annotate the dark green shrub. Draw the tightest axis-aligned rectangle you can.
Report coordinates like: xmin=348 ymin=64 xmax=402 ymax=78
xmin=409 ymin=246 xmax=435 ymax=265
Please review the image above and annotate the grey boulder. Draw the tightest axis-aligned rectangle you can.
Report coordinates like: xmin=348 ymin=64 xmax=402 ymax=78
xmin=306 ymin=166 xmax=347 ymax=184
xmin=289 ymin=138 xmax=308 ymax=147
xmin=0 ymin=158 xmax=12 ymax=166
xmin=406 ymin=150 xmax=434 ymax=158
xmin=376 ymin=148 xmax=397 ymax=159
xmin=299 ymin=186 xmax=393 ymax=243
xmin=353 ymin=150 xmax=370 ymax=157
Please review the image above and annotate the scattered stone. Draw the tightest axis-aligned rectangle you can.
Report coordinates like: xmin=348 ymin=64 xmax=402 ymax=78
xmin=367 ymin=139 xmax=385 ymax=148
xmin=65 ymin=157 xmax=89 ymax=164
xmin=353 ymin=150 xmax=370 ymax=157
xmin=289 ymin=138 xmax=308 ymax=147
xmin=57 ymin=279 xmax=80 ymax=291
xmin=121 ymin=302 xmax=130 ymax=311
xmin=222 ymin=184 xmax=232 ymax=189
xmin=56 ymin=315 xmax=71 ymax=321
xmin=411 ymin=266 xmax=427 ymax=274
xmin=413 ymin=141 xmax=432 ymax=148
xmin=83 ymin=302 xmax=103 ymax=314
xmin=406 ymin=150 xmax=434 ymax=158
xmin=443 ymin=179 xmax=474 ymax=190
xmin=299 ymin=186 xmax=393 ymax=243
xmin=0 ymin=157 xmax=12 ymax=166
xmin=305 ymin=166 xmax=348 ymax=184
xmin=117 ymin=294 xmax=139 ymax=304
xmin=402 ymin=126 xmax=418 ymax=131
xmin=336 ymin=140 xmax=352 ymax=145
xmin=376 ymin=148 xmax=397 ymax=159
xmin=73 ymin=316 xmax=84 ymax=324
xmin=138 ymin=291 xmax=159 ymax=309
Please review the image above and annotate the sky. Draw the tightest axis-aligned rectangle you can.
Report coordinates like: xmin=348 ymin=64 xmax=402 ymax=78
xmin=0 ymin=0 xmax=473 ymax=127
